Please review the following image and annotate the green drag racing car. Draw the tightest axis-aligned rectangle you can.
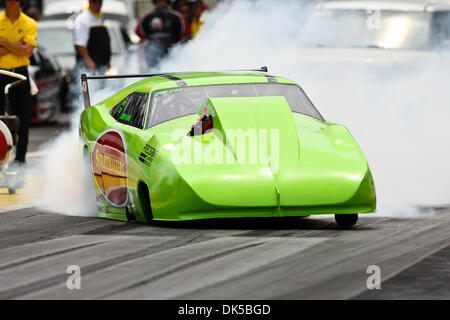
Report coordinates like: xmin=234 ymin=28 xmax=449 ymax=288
xmin=79 ymin=67 xmax=376 ymax=228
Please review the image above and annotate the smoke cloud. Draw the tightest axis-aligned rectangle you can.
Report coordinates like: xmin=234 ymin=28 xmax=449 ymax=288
xmin=30 ymin=0 xmax=449 ymax=218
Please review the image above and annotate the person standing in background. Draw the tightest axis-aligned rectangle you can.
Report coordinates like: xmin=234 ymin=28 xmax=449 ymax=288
xmin=190 ymin=0 xmax=205 ymax=39
xmin=137 ymin=0 xmax=184 ymax=68
xmin=67 ymin=0 xmax=110 ymax=110
xmin=0 ymin=0 xmax=37 ymax=165
xmin=74 ymin=0 xmax=111 ymax=73
xmin=173 ymin=0 xmax=192 ymax=41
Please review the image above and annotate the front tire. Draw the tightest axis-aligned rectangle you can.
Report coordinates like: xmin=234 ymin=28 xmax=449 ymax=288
xmin=335 ymin=214 xmax=358 ymax=228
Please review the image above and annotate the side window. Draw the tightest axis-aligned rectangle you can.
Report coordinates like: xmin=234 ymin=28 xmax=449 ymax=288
xmin=110 ymin=92 xmax=149 ymax=128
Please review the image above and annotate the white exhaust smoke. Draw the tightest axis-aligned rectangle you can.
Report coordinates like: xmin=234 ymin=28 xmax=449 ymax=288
xmin=30 ymin=0 xmax=449 ymax=218
xmin=32 ymin=130 xmax=97 ymax=216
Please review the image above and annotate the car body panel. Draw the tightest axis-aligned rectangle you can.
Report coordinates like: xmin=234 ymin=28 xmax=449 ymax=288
xmin=80 ymin=71 xmax=376 ymax=222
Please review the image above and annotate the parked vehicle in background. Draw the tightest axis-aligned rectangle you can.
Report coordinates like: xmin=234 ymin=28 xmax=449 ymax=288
xmin=291 ymin=0 xmax=450 ymax=80
xmin=29 ymin=46 xmax=64 ymax=124
xmin=37 ymin=19 xmax=130 ymax=111
xmin=301 ymin=0 xmax=450 ymax=50
xmin=41 ymin=0 xmax=137 ymax=43
xmin=38 ymin=19 xmax=127 ymax=72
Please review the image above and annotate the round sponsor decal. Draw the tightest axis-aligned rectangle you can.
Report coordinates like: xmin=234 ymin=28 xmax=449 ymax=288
xmin=91 ymin=129 xmax=128 ymax=208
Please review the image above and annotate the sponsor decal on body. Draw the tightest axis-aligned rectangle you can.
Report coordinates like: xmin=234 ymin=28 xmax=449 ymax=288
xmin=139 ymin=143 xmax=158 ymax=167
xmin=91 ymin=129 xmax=129 ymax=208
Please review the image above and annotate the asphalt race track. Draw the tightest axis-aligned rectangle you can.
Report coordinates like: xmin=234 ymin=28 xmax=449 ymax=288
xmin=0 ymin=206 xmax=448 ymax=300
xmin=0 ymin=127 xmax=449 ymax=300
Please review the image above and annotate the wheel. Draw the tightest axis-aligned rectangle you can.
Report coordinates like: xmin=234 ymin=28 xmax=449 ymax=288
xmin=8 ymin=188 xmax=16 ymax=195
xmin=335 ymin=214 xmax=358 ymax=228
xmin=125 ymin=205 xmax=136 ymax=222
xmin=138 ymin=182 xmax=154 ymax=223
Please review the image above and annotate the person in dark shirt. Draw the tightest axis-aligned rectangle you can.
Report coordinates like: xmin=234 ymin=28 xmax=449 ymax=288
xmin=173 ymin=0 xmax=191 ymax=41
xmin=137 ymin=0 xmax=184 ymax=68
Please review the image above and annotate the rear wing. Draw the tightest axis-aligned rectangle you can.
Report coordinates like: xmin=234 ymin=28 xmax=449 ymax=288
xmin=80 ymin=67 xmax=269 ymax=109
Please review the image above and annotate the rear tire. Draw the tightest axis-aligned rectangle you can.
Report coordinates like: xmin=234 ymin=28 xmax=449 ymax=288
xmin=126 ymin=204 xmax=136 ymax=222
xmin=335 ymin=214 xmax=358 ymax=228
xmin=138 ymin=182 xmax=153 ymax=223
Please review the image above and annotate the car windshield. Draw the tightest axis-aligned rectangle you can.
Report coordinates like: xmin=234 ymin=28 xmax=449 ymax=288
xmin=146 ymin=83 xmax=323 ymax=128
xmin=298 ymin=9 xmax=432 ymax=50
xmin=37 ymin=27 xmax=122 ymax=55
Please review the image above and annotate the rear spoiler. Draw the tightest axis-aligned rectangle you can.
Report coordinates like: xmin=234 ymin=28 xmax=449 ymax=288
xmin=80 ymin=67 xmax=269 ymax=109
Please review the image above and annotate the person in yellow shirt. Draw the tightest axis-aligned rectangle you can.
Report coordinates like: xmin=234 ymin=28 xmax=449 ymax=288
xmin=0 ymin=0 xmax=37 ymax=165
xmin=190 ymin=0 xmax=204 ymax=39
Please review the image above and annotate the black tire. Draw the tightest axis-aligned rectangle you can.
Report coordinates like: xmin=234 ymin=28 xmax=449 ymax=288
xmin=125 ymin=204 xmax=136 ymax=222
xmin=335 ymin=214 xmax=358 ymax=228
xmin=8 ymin=188 xmax=16 ymax=195
xmin=138 ymin=182 xmax=154 ymax=223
